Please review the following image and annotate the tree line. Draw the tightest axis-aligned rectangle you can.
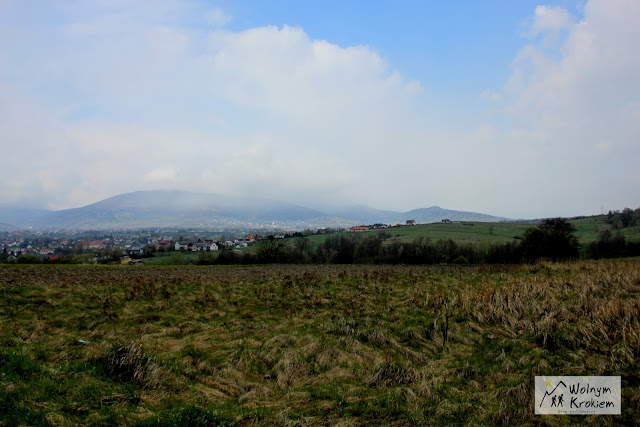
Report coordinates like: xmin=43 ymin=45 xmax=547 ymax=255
xmin=190 ymin=218 xmax=640 ymax=265
xmin=3 ymin=217 xmax=639 ymax=265
xmin=606 ymin=207 xmax=640 ymax=229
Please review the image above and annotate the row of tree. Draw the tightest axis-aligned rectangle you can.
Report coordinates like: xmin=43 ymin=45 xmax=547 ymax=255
xmin=189 ymin=218 xmax=638 ymax=265
xmin=606 ymin=207 xmax=640 ymax=229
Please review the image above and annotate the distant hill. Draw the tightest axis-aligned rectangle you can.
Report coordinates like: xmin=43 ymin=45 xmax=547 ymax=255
xmin=0 ymin=191 xmax=509 ymax=229
xmin=324 ymin=205 xmax=506 ymax=225
xmin=0 ymin=207 xmax=52 ymax=228
xmin=322 ymin=205 xmax=402 ymax=224
xmin=403 ymin=206 xmax=506 ymax=223
xmin=35 ymin=191 xmax=326 ymax=229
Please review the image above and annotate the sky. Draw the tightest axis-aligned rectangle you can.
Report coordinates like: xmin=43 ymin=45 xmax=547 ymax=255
xmin=1 ymin=0 xmax=639 ymax=219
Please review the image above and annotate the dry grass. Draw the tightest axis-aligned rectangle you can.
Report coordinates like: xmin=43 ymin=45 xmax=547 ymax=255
xmin=1 ymin=260 xmax=639 ymax=425
xmin=101 ymin=341 xmax=168 ymax=390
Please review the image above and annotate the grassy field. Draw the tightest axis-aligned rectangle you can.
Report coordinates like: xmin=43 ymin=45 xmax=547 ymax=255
xmin=293 ymin=222 xmax=529 ymax=249
xmin=571 ymin=217 xmax=640 ymax=243
xmin=378 ymin=222 xmax=529 ymax=244
xmin=135 ymin=217 xmax=640 ymax=265
xmin=295 ymin=218 xmax=640 ymax=250
xmin=1 ymin=260 xmax=639 ymax=425
xmin=141 ymin=252 xmax=202 ymax=266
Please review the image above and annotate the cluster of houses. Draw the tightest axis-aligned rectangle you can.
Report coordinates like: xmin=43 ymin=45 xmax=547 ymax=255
xmin=174 ymin=240 xmax=220 ymax=252
xmin=349 ymin=220 xmax=417 ymax=232
xmin=2 ymin=238 xmax=68 ymax=258
xmin=172 ymin=233 xmax=283 ymax=252
xmin=1 ymin=230 xmax=290 ymax=261
xmin=2 ymin=218 xmax=459 ymax=263
xmin=1 ymin=233 xmax=166 ymax=260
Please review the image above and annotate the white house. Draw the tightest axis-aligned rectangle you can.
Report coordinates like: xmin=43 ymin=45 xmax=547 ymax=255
xmin=175 ymin=241 xmax=193 ymax=251
xmin=195 ymin=242 xmax=218 ymax=252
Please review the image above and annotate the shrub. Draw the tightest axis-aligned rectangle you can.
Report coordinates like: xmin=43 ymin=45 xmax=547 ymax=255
xmin=16 ymin=254 xmax=41 ymax=264
xmin=453 ymin=255 xmax=469 ymax=265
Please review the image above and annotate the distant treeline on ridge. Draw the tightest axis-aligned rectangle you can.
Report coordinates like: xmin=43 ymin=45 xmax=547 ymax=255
xmin=192 ymin=218 xmax=640 ymax=266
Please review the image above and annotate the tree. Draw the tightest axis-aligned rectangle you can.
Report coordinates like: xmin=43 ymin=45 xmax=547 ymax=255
xmin=621 ymin=208 xmax=634 ymax=228
xmin=356 ymin=235 xmax=382 ymax=260
xmin=521 ymin=218 xmax=579 ymax=262
xmin=294 ymin=237 xmax=310 ymax=254
xmin=256 ymin=237 xmax=288 ymax=263
xmin=587 ymin=230 xmax=626 ymax=259
xmin=143 ymin=245 xmax=155 ymax=257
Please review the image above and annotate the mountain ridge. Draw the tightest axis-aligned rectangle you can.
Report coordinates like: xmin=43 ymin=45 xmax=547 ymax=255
xmin=0 ymin=190 xmax=508 ymax=229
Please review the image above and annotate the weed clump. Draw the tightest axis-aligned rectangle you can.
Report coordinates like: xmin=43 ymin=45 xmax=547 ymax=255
xmin=101 ymin=341 xmax=165 ymax=389
xmin=367 ymin=362 xmax=422 ymax=387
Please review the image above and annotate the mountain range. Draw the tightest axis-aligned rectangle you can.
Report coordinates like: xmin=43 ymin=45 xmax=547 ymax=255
xmin=0 ymin=190 xmax=508 ymax=230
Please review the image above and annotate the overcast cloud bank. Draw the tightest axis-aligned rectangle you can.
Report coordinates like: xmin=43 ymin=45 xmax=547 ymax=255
xmin=0 ymin=0 xmax=638 ymax=218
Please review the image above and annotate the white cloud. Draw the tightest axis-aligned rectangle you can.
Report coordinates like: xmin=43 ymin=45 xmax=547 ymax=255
xmin=205 ymin=8 xmax=231 ymax=27
xmin=530 ymin=5 xmax=574 ymax=36
xmin=403 ymin=80 xmax=424 ymax=97
xmin=0 ymin=3 xmax=424 ymax=211
xmin=203 ymin=25 xmax=417 ymax=129
xmin=144 ymin=167 xmax=179 ymax=183
xmin=480 ymin=89 xmax=501 ymax=102
xmin=144 ymin=26 xmax=190 ymax=59
xmin=498 ymin=0 xmax=640 ymax=215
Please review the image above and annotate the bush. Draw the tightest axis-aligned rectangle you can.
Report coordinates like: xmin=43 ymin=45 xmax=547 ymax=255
xmin=72 ymin=254 xmax=96 ymax=264
xmin=453 ymin=255 xmax=469 ymax=265
xmin=587 ymin=230 xmax=627 ymax=259
xmin=16 ymin=254 xmax=41 ymax=264
xmin=520 ymin=218 xmax=579 ymax=262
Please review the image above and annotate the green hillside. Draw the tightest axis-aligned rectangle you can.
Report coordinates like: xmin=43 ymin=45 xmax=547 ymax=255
xmin=130 ymin=215 xmax=640 ymax=266
xmin=298 ymin=222 xmax=525 ymax=248
xmin=292 ymin=217 xmax=640 ymax=249
xmin=571 ymin=216 xmax=640 ymax=243
xmin=142 ymin=217 xmax=640 ymax=266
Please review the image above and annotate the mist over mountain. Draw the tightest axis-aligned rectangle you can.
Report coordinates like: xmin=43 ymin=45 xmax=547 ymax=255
xmin=403 ymin=207 xmax=507 ymax=223
xmin=0 ymin=208 xmax=52 ymax=228
xmin=323 ymin=205 xmax=401 ymax=224
xmin=322 ymin=205 xmax=507 ymax=225
xmin=0 ymin=190 xmax=507 ymax=229
xmin=0 ymin=222 xmax=15 ymax=231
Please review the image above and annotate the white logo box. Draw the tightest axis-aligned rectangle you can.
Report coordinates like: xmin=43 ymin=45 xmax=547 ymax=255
xmin=535 ymin=376 xmax=621 ymax=415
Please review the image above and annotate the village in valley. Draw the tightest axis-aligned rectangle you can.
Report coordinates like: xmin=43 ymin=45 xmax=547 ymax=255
xmin=0 ymin=219 xmax=426 ymax=264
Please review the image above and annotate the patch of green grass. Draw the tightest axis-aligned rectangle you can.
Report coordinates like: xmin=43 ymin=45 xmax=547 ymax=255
xmin=0 ymin=348 xmax=41 ymax=380
xmin=135 ymin=405 xmax=234 ymax=427
xmin=0 ymin=388 xmax=49 ymax=426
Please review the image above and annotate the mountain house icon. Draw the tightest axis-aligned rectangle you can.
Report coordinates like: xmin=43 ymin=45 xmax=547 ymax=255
xmin=540 ymin=380 xmax=567 ymax=407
